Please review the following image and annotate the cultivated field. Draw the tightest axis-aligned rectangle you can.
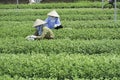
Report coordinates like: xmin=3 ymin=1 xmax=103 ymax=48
xmin=0 ymin=2 xmax=120 ymax=80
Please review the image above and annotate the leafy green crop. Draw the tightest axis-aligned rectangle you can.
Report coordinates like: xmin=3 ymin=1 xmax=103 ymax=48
xmin=0 ymin=53 xmax=120 ymax=79
xmin=0 ymin=2 xmax=120 ymax=79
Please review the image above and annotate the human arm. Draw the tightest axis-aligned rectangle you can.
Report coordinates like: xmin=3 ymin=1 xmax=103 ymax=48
xmin=35 ymin=29 xmax=46 ymax=40
xmin=54 ymin=18 xmax=61 ymax=27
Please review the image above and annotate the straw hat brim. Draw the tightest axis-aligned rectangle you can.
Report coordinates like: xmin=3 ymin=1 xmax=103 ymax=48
xmin=33 ymin=19 xmax=46 ymax=27
xmin=47 ymin=10 xmax=60 ymax=17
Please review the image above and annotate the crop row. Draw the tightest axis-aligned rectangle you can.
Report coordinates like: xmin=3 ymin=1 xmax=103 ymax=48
xmin=0 ymin=75 xmax=119 ymax=80
xmin=0 ymin=9 xmax=120 ymax=16
xmin=63 ymin=20 xmax=120 ymax=28
xmin=1 ymin=20 xmax=120 ymax=29
xmin=1 ymin=8 xmax=120 ymax=21
xmin=0 ymin=75 xmax=57 ymax=80
xmin=0 ymin=53 xmax=120 ymax=79
xmin=55 ymin=28 xmax=120 ymax=40
xmin=0 ymin=39 xmax=120 ymax=54
xmin=1 ymin=25 xmax=120 ymax=39
xmin=0 ymin=2 xmax=102 ymax=9
xmin=1 ymin=14 xmax=119 ymax=21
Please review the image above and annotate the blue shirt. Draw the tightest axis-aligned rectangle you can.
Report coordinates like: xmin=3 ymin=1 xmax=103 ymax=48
xmin=36 ymin=26 xmax=43 ymax=36
xmin=45 ymin=17 xmax=61 ymax=29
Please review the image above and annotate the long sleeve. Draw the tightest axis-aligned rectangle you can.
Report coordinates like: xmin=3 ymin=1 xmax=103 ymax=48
xmin=45 ymin=17 xmax=61 ymax=29
xmin=55 ymin=18 xmax=61 ymax=26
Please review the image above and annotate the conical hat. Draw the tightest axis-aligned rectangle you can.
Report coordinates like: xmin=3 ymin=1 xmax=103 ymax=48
xmin=47 ymin=10 xmax=60 ymax=17
xmin=33 ymin=19 xmax=46 ymax=27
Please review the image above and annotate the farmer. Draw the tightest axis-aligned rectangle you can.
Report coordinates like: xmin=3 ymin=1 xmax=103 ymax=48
xmin=103 ymin=0 xmax=115 ymax=8
xmin=45 ymin=10 xmax=63 ymax=29
xmin=26 ymin=19 xmax=54 ymax=40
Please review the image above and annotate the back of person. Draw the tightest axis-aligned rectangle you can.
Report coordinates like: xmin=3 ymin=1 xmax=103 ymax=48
xmin=45 ymin=10 xmax=63 ymax=30
xmin=43 ymin=27 xmax=54 ymax=39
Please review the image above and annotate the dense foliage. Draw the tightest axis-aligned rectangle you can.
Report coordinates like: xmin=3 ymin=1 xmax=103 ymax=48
xmin=0 ymin=2 xmax=120 ymax=80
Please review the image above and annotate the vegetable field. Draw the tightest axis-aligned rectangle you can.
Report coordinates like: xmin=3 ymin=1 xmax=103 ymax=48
xmin=0 ymin=2 xmax=120 ymax=80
